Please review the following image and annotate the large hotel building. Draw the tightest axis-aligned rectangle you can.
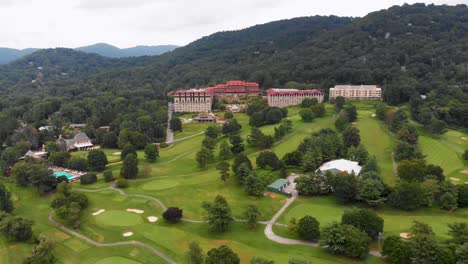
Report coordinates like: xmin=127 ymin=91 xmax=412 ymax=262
xmin=267 ymin=89 xmax=324 ymax=108
xmin=170 ymin=80 xmax=325 ymax=112
xmin=329 ymin=85 xmax=382 ymax=100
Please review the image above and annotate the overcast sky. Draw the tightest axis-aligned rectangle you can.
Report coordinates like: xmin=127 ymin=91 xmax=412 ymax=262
xmin=0 ymin=0 xmax=466 ymax=49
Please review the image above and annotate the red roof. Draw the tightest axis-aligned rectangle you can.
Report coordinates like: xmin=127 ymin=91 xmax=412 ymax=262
xmin=172 ymin=80 xmax=261 ymax=95
xmin=267 ymin=89 xmax=323 ymax=96
xmin=172 ymin=89 xmax=209 ymax=95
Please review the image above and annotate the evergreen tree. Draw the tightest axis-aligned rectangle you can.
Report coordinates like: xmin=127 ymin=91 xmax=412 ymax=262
xmin=144 ymin=144 xmax=159 ymax=162
xmin=120 ymin=154 xmax=139 ymax=179
xmin=121 ymin=143 xmax=137 ymax=160
xmin=205 ymin=245 xmax=240 ymax=264
xmin=187 ymin=241 xmax=204 ymax=264
xmin=229 ymin=134 xmax=245 ymax=154
xmin=298 ymin=215 xmax=320 ymax=241
xmin=216 ymin=161 xmax=230 ymax=184
xmin=244 ymin=205 xmax=261 ymax=229
xmin=218 ymin=140 xmax=232 ymax=160
xmin=0 ymin=183 xmax=13 ymax=213
xmin=202 ymin=195 xmax=234 ymax=233
xmin=244 ymin=174 xmax=264 ymax=196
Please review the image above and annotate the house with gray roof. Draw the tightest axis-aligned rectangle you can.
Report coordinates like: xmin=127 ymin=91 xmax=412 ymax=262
xmin=57 ymin=132 xmax=93 ymax=151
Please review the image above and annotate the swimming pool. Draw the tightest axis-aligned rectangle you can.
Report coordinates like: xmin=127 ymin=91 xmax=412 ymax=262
xmin=54 ymin=172 xmax=74 ymax=180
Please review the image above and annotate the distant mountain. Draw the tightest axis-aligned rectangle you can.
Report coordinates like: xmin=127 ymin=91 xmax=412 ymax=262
xmin=0 ymin=48 xmax=39 ymax=64
xmin=0 ymin=44 xmax=178 ymax=64
xmin=76 ymin=43 xmax=179 ymax=58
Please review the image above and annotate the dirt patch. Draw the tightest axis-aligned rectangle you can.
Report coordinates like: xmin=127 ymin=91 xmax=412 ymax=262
xmin=9 ymin=244 xmax=21 ymax=250
xmin=92 ymin=209 xmax=105 ymax=216
xmin=400 ymin=232 xmax=412 ymax=239
xmin=53 ymin=231 xmax=70 ymax=240
xmin=123 ymin=232 xmax=133 ymax=237
xmin=460 ymin=170 xmax=468 ymax=175
xmin=352 ymin=122 xmax=358 ymax=125
xmin=127 ymin=208 xmax=144 ymax=214
xmin=213 ymin=240 xmax=229 ymax=246
xmin=450 ymin=177 xmax=461 ymax=182
xmin=263 ymin=192 xmax=278 ymax=198
xmin=106 ymin=161 xmax=123 ymax=166
xmin=461 ymin=137 xmax=468 ymax=141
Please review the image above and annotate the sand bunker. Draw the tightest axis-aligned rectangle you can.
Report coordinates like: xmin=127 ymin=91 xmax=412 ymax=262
xmin=122 ymin=232 xmax=133 ymax=237
xmin=126 ymin=208 xmax=144 ymax=214
xmin=450 ymin=177 xmax=461 ymax=182
xmin=112 ymin=152 xmax=121 ymax=155
xmin=92 ymin=209 xmax=105 ymax=216
xmin=352 ymin=122 xmax=358 ymax=125
xmin=371 ymin=114 xmax=376 ymax=117
xmin=465 ymin=182 xmax=468 ymax=185
xmin=147 ymin=216 xmax=158 ymax=222
xmin=461 ymin=137 xmax=468 ymax=141
xmin=461 ymin=170 xmax=468 ymax=175
xmin=400 ymin=232 xmax=412 ymax=239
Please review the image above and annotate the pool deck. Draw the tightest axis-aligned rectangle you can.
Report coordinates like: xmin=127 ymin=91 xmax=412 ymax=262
xmin=50 ymin=166 xmax=86 ymax=183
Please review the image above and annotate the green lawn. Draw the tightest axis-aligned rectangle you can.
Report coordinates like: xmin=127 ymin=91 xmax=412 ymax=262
xmin=355 ymin=110 xmax=397 ymax=185
xmin=419 ymin=129 xmax=468 ymax=183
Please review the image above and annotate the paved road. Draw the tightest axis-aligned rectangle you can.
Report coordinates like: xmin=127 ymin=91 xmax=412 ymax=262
xmin=165 ymin=102 xmax=174 ymax=144
xmin=48 ymin=210 xmax=176 ymax=264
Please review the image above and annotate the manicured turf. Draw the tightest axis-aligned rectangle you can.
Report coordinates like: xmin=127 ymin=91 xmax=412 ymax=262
xmin=278 ymin=196 xmax=468 ymax=241
xmin=96 ymin=257 xmax=142 ymax=264
xmin=355 ymin=109 xmax=397 ymax=185
xmin=419 ymin=129 xmax=468 ymax=183
xmin=94 ymin=210 xmax=143 ymax=227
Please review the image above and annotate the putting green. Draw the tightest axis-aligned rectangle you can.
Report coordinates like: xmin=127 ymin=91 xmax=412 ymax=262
xmin=141 ymin=179 xmax=179 ymax=191
xmin=96 ymin=257 xmax=141 ymax=264
xmin=94 ymin=210 xmax=142 ymax=226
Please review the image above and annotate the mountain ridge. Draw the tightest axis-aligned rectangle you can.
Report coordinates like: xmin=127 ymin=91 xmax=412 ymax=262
xmin=0 ymin=43 xmax=178 ymax=64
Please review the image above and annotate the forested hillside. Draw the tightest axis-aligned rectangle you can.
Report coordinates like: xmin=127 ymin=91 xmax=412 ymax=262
xmin=0 ymin=3 xmax=467 ymax=133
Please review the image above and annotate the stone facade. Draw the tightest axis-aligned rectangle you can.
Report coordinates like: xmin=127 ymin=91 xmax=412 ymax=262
xmin=329 ymin=85 xmax=382 ymax=100
xmin=206 ymin=80 xmax=262 ymax=102
xmin=172 ymin=89 xmax=212 ymax=113
xmin=267 ymin=89 xmax=324 ymax=108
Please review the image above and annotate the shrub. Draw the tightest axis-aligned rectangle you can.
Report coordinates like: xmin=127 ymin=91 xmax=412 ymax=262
xmin=103 ymin=171 xmax=114 ymax=182
xmin=67 ymin=156 xmax=87 ymax=171
xmin=115 ymin=178 xmax=129 ymax=188
xmin=341 ymin=208 xmax=384 ymax=239
xmin=322 ymin=222 xmax=370 ymax=258
xmin=159 ymin=142 xmax=169 ymax=148
xmin=297 ymin=215 xmax=320 ymax=241
xmin=80 ymin=173 xmax=97 ymax=185
xmin=162 ymin=207 xmax=183 ymax=223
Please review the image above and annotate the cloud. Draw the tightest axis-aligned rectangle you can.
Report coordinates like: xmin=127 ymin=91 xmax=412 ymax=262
xmin=77 ymin=0 xmax=154 ymax=9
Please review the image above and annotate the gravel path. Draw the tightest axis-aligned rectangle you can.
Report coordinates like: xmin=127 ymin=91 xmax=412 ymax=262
xmin=48 ymin=210 xmax=176 ymax=264
xmin=165 ymin=102 xmax=174 ymax=144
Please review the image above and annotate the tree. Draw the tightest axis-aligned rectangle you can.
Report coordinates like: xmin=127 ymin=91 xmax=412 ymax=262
xmin=394 ymin=141 xmax=423 ymax=161
xmin=375 ymin=103 xmax=389 ymax=121
xmin=144 ymin=144 xmax=159 ymax=162
xmin=103 ymin=171 xmax=114 ymax=182
xmin=330 ymin=173 xmax=358 ymax=203
xmin=361 ymin=156 xmax=379 ymax=173
xmin=0 ymin=215 xmax=33 ymax=241
xmin=357 ymin=178 xmax=386 ymax=207
xmin=202 ymin=195 xmax=234 ymax=233
xmin=343 ymin=104 xmax=357 ymax=122
xmin=297 ymin=215 xmax=320 ymax=241
xmin=397 ymin=124 xmax=418 ymax=145
xmin=216 ymin=161 xmax=230 ymax=184
xmin=411 ymin=221 xmax=435 ymax=237
xmin=322 ymin=222 xmax=370 ymax=258
xmin=67 ymin=156 xmax=87 ymax=171
xmin=187 ymin=241 xmax=204 ymax=264
xmin=120 ymin=154 xmax=138 ymax=179
xmin=229 ymin=134 xmax=244 ymax=154
xmin=341 ymin=208 xmax=384 ymax=239
xmin=334 ymin=111 xmax=349 ymax=131
xmin=218 ymin=140 xmax=232 ymax=160
xmin=390 ymin=110 xmax=408 ymax=132
xmin=456 ymin=243 xmax=468 ymax=264
xmin=115 ymin=178 xmax=129 ymax=188
xmin=196 ymin=148 xmax=213 ymax=169
xmin=301 ymin=98 xmax=318 ymax=108
xmin=0 ymin=183 xmax=13 ymax=213
xmin=301 ymin=148 xmax=322 ymax=172
xmin=382 ymin=236 xmax=412 ymax=264
xmin=288 ymin=258 xmax=312 ymax=264
xmin=232 ymin=154 xmax=252 ymax=175
xmin=457 ymin=184 xmax=468 ymax=207
xmin=342 ymin=126 xmax=360 ymax=149
xmin=311 ymin=103 xmax=325 ymax=117
xmin=411 ymin=235 xmax=445 ymax=264
xmin=388 ymin=181 xmax=425 ymax=211
xmin=398 ymin=159 xmax=427 ymax=182
xmin=101 ymin=131 xmax=118 ymax=148
xmin=87 ymin=150 xmax=108 ymax=171
xmin=162 ymin=207 xmax=183 ymax=223
xmin=222 ymin=119 xmax=242 ymax=135
xmin=23 ymin=234 xmax=55 ymax=264
xmin=244 ymin=174 xmax=264 ymax=196
xmin=170 ymin=117 xmax=182 ymax=132
xmin=244 ymin=205 xmax=261 ymax=229
xmin=429 ymin=118 xmax=448 ymax=134
xmin=224 ymin=112 xmax=234 ymax=120
xmin=80 ymin=173 xmax=97 ymax=185
xmin=440 ymin=192 xmax=458 ymax=210
xmin=121 ymin=143 xmax=137 ymax=160
xmin=347 ymin=145 xmax=369 ymax=164
xmin=205 ymin=245 xmax=240 ymax=264
xmin=464 ymin=149 xmax=468 ymax=160
xmin=299 ymin=108 xmax=314 ymax=122
xmin=256 ymin=151 xmax=281 ymax=170
xmin=282 ymin=150 xmax=303 ymax=167
xmin=448 ymin=222 xmax=468 ymax=245
xmin=334 ymin=96 xmax=345 ymax=111
xmin=205 ymin=125 xmax=220 ymax=139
